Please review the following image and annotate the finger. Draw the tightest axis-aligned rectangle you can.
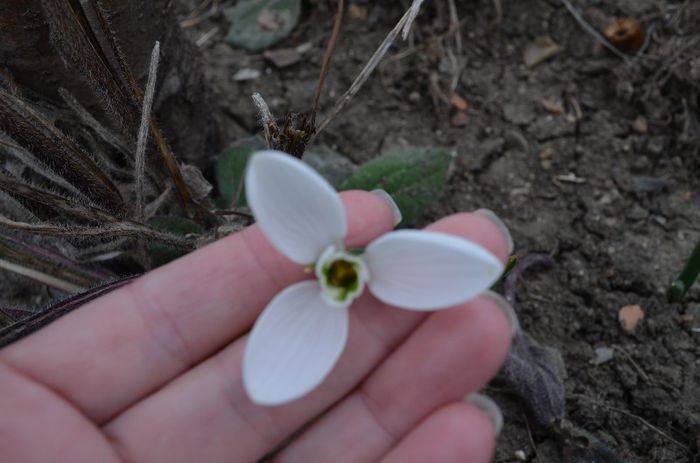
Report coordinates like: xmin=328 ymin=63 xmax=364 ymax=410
xmin=0 ymin=191 xmax=396 ymax=423
xmin=379 ymin=403 xmax=496 ymax=463
xmin=274 ymin=295 xmax=510 ymax=462
xmin=0 ymin=361 xmax=121 ymax=463
xmin=103 ymin=213 xmax=511 ymax=463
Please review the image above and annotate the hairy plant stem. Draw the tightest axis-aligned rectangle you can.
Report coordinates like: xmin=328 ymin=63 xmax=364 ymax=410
xmin=135 ymin=41 xmax=160 ymax=222
xmin=0 ymin=258 xmax=85 ymax=293
xmin=0 ymin=216 xmax=194 ymax=250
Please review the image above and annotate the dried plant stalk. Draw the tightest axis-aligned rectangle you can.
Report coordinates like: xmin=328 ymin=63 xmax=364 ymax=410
xmin=0 ymin=216 xmax=194 ymax=250
xmin=0 ymin=170 xmax=117 ymax=223
xmin=135 ymin=42 xmax=161 ymax=222
xmin=85 ymin=0 xmax=198 ymax=216
xmin=0 ymin=136 xmax=86 ymax=198
xmin=311 ymin=0 xmax=345 ymax=120
xmin=40 ymin=0 xmax=137 ymax=137
xmin=0 ymin=86 xmax=125 ymax=211
xmin=58 ymin=88 xmax=131 ymax=155
xmin=0 ymin=234 xmax=110 ymax=282
xmin=0 ymin=259 xmax=85 ymax=293
xmin=252 ymin=92 xmax=276 ymax=149
xmin=313 ymin=0 xmax=425 ymax=138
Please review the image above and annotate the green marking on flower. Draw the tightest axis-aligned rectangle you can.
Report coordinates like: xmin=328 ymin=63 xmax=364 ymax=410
xmin=327 ymin=260 xmax=358 ymax=288
xmin=316 ymin=246 xmax=369 ymax=306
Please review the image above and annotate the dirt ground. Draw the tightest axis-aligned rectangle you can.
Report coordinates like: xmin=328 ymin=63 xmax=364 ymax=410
xmin=1 ymin=0 xmax=698 ymax=461
xmin=183 ymin=0 xmax=700 ymax=461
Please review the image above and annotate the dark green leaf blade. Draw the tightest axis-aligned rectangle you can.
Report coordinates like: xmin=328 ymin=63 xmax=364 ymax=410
xmin=215 ymin=137 xmax=265 ymax=208
xmin=147 ymin=216 xmax=202 ymax=267
xmin=340 ymin=147 xmax=453 ymax=224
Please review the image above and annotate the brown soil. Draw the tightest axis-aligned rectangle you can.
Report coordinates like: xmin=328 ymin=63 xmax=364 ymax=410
xmin=4 ymin=0 xmax=699 ymax=460
xmin=188 ymin=1 xmax=700 ymax=460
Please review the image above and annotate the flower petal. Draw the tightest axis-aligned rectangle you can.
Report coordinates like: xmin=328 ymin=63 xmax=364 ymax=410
xmin=245 ymin=150 xmax=347 ymax=264
xmin=243 ymin=281 xmax=349 ymax=406
xmin=365 ymin=230 xmax=504 ymax=310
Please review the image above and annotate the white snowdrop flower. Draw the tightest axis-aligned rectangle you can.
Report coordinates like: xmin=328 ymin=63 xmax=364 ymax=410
xmin=243 ymin=150 xmax=504 ymax=406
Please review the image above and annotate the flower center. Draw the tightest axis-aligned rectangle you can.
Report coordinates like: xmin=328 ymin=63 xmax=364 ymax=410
xmin=315 ymin=246 xmax=369 ymax=307
xmin=327 ymin=260 xmax=358 ymax=288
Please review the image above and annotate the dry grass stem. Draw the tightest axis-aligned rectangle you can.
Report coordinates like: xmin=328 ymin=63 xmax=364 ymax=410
xmin=58 ymin=88 xmax=131 ymax=155
xmin=86 ymin=0 xmax=197 ymax=215
xmin=0 ymin=170 xmax=115 ymax=223
xmin=0 ymin=216 xmax=194 ymax=250
xmin=403 ymin=0 xmax=425 ymax=40
xmin=0 ymin=86 xmax=125 ymax=210
xmin=252 ymin=92 xmax=276 ymax=149
xmin=0 ymin=136 xmax=86 ymax=199
xmin=312 ymin=0 xmax=345 ymax=120
xmin=313 ymin=0 xmax=425 ymax=139
xmin=135 ymin=41 xmax=161 ymax=222
xmin=0 ymin=258 xmax=85 ymax=293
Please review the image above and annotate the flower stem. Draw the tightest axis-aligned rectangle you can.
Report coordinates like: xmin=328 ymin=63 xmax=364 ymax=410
xmin=492 ymin=255 xmax=518 ymax=288
xmin=667 ymin=240 xmax=700 ymax=303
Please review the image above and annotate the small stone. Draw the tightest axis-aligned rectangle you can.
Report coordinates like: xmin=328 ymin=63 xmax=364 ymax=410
xmin=232 ymin=68 xmax=261 ymax=81
xmin=540 ymin=96 xmax=564 ymax=114
xmin=625 ymin=204 xmax=649 ymax=221
xmin=408 ymin=91 xmax=421 ymax=103
xmin=523 ymin=36 xmax=562 ymax=67
xmin=503 ymin=101 xmax=535 ymax=126
xmin=592 ymin=346 xmax=615 ymax=365
xmin=263 ymin=48 xmax=302 ymax=68
xmin=619 ymin=304 xmax=644 ymax=333
xmin=451 ymin=111 xmax=469 ymax=127
xmin=347 ymin=4 xmax=368 ymax=20
xmin=450 ymin=93 xmax=469 ymax=111
xmin=504 ymin=129 xmax=529 ymax=152
xmin=632 ymin=116 xmax=648 ymax=134
xmin=539 ymin=147 xmax=554 ymax=170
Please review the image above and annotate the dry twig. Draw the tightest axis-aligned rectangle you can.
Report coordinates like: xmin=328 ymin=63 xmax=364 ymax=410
xmin=312 ymin=0 xmax=426 ymax=140
xmin=135 ymin=41 xmax=160 ymax=222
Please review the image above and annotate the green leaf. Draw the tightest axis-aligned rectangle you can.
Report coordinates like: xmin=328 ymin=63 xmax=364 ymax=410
xmin=224 ymin=0 xmax=301 ymax=52
xmin=215 ymin=137 xmax=265 ymax=208
xmin=668 ymin=240 xmax=700 ymax=303
xmin=340 ymin=148 xmax=454 ymax=224
xmin=147 ymin=216 xmax=202 ymax=267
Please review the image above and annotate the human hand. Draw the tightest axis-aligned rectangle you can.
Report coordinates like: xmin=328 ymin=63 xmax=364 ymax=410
xmin=0 ymin=192 xmax=512 ymax=463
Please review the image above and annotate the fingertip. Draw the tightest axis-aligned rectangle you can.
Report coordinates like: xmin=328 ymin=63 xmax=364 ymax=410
xmin=340 ymin=190 xmax=397 ymax=247
xmin=470 ymin=294 xmax=513 ymax=374
xmin=380 ymin=402 xmax=496 ymax=463
xmin=428 ymin=212 xmax=512 ymax=263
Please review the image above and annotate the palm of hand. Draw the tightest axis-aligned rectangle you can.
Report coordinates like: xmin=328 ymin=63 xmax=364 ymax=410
xmin=0 ymin=192 xmax=510 ymax=463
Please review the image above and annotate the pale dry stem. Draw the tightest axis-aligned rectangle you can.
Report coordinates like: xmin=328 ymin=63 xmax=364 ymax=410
xmin=135 ymin=41 xmax=161 ymax=222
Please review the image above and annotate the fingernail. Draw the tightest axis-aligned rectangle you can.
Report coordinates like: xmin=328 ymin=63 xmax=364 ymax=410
xmin=474 ymin=209 xmax=514 ymax=255
xmin=371 ymin=189 xmax=402 ymax=226
xmin=482 ymin=290 xmax=520 ymax=337
xmin=466 ymin=393 xmax=503 ymax=437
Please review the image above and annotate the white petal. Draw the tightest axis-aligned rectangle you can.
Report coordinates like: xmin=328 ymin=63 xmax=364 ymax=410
xmin=365 ymin=230 xmax=504 ymax=310
xmin=245 ymin=150 xmax=347 ymax=264
xmin=243 ymin=281 xmax=349 ymax=406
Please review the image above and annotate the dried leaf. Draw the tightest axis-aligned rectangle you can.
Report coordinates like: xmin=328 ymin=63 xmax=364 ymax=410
xmin=502 ymin=329 xmax=567 ymax=428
